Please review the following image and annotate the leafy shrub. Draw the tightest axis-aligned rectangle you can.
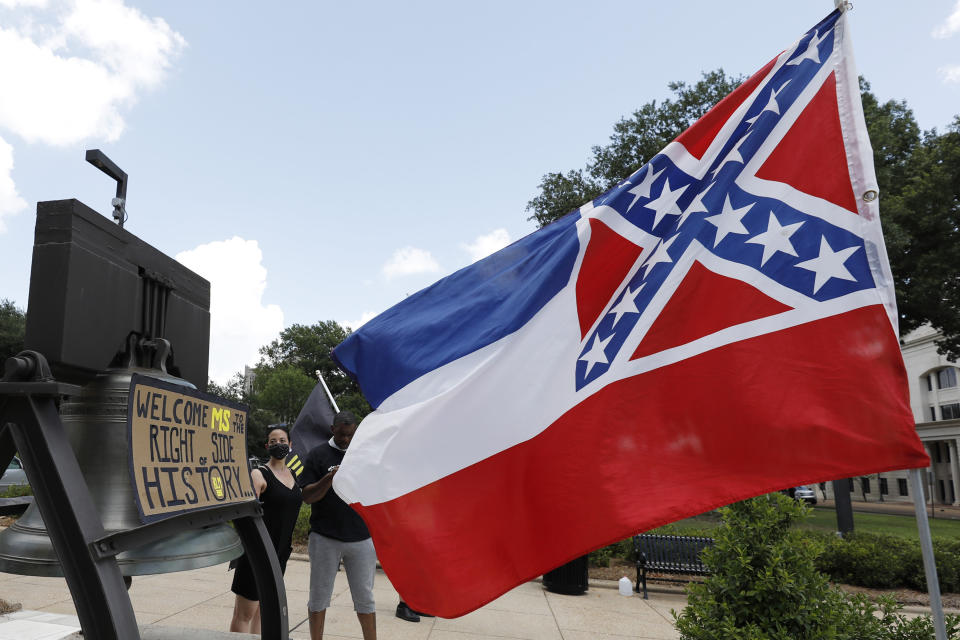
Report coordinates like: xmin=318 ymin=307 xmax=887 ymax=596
xmin=673 ymin=493 xmax=848 ymax=640
xmin=904 ymin=536 xmax=960 ymax=594
xmin=816 ymin=531 xmax=960 ymax=594
xmin=589 ymin=538 xmax=633 ymax=567
xmin=293 ymin=503 xmax=311 ymax=546
xmin=0 ymin=484 xmax=31 ymax=498
xmin=672 ymin=494 xmax=960 ymax=639
xmin=817 ymin=532 xmax=910 ymax=589
xmin=835 ymin=593 xmax=960 ymax=640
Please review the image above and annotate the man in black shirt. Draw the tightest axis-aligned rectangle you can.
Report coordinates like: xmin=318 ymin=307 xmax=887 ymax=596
xmin=301 ymin=411 xmax=376 ymax=640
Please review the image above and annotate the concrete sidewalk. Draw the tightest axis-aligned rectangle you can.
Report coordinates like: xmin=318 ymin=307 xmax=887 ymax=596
xmin=0 ymin=557 xmax=687 ymax=639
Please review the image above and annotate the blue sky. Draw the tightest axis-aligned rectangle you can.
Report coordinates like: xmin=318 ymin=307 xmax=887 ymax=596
xmin=0 ymin=0 xmax=958 ymax=382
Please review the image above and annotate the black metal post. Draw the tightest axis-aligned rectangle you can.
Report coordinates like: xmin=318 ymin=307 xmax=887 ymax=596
xmin=2 ymin=389 xmax=140 ymax=639
xmin=234 ymin=514 xmax=289 ymax=640
xmin=85 ymin=149 xmax=127 ymax=227
xmin=832 ymin=479 xmax=854 ymax=535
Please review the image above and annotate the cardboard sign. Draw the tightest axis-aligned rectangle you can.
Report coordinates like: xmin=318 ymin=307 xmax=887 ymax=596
xmin=127 ymin=374 xmax=255 ymax=522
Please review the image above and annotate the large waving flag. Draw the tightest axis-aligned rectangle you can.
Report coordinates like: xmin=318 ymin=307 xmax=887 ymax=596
xmin=332 ymin=9 xmax=929 ymax=618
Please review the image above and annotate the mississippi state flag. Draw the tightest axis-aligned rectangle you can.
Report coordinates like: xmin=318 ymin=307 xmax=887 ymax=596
xmin=332 ymin=9 xmax=929 ymax=617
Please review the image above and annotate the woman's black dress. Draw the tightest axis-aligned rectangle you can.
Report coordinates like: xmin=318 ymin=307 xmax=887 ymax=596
xmin=231 ymin=465 xmax=303 ymax=601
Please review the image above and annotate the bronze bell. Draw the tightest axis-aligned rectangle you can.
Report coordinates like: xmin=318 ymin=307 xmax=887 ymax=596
xmin=0 ymin=365 xmax=243 ymax=576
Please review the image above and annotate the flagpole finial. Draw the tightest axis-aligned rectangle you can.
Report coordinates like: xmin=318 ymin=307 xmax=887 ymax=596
xmin=834 ymin=0 xmax=852 ymax=12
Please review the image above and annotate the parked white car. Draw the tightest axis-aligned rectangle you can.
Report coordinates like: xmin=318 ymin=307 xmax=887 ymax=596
xmin=0 ymin=456 xmax=28 ymax=492
xmin=792 ymin=485 xmax=817 ymax=505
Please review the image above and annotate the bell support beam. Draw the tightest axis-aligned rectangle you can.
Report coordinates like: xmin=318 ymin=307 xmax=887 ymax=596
xmin=0 ymin=404 xmax=17 ymax=478
xmin=234 ymin=513 xmax=290 ymax=640
xmin=0 ymin=383 xmax=140 ymax=640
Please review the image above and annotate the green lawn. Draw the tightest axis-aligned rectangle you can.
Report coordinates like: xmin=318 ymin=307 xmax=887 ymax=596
xmin=799 ymin=506 xmax=960 ymax=539
xmin=654 ymin=506 xmax=960 ymax=540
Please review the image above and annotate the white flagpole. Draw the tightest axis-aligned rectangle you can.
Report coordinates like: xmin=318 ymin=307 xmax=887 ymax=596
xmin=909 ymin=468 xmax=947 ymax=640
xmin=315 ymin=369 xmax=340 ymax=413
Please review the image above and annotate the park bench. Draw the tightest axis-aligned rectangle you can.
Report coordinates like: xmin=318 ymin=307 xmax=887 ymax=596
xmin=633 ymin=533 xmax=713 ymax=599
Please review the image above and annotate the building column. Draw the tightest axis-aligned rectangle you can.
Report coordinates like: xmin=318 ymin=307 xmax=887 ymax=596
xmin=950 ymin=439 xmax=960 ymax=506
xmin=925 ymin=443 xmax=937 ymax=505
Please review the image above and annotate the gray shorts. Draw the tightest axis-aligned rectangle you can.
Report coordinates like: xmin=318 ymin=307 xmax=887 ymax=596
xmin=308 ymin=532 xmax=376 ymax=614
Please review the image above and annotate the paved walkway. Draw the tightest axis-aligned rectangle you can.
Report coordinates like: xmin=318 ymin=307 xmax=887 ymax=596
xmin=0 ymin=558 xmax=687 ymax=639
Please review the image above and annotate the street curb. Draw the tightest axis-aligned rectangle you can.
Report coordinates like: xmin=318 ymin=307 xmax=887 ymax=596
xmin=900 ymin=604 xmax=960 ymax=615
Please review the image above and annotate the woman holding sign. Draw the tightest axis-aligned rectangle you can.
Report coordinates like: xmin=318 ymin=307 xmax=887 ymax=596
xmin=230 ymin=426 xmax=303 ymax=633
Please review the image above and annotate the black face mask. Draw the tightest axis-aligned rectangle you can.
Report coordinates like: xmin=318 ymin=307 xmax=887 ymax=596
xmin=267 ymin=443 xmax=289 ymax=459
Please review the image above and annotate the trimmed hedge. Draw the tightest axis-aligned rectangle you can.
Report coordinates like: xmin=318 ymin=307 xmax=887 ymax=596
xmin=817 ymin=531 xmax=960 ymax=593
xmin=0 ymin=484 xmax=32 ymax=498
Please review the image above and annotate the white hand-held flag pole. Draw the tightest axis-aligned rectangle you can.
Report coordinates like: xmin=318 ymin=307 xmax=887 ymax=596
xmin=315 ymin=369 xmax=340 ymax=413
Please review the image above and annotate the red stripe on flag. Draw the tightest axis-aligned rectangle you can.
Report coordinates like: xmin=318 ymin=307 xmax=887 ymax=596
xmin=755 ymin=72 xmax=859 ymax=214
xmin=675 ymin=55 xmax=778 ymax=160
xmin=576 ymin=219 xmax=644 ymax=339
xmin=632 ymin=261 xmax=793 ymax=359
xmin=352 ymin=305 xmax=927 ymax=618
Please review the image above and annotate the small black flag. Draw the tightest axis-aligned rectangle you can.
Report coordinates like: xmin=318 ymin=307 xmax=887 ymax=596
xmin=286 ymin=382 xmax=335 ymax=481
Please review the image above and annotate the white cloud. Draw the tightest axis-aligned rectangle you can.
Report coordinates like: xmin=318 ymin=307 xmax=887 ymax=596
xmin=0 ymin=136 xmax=27 ymax=232
xmin=461 ymin=228 xmax=511 ymax=263
xmin=382 ymin=246 xmax=440 ymax=279
xmin=933 ymin=1 xmax=960 ymax=38
xmin=0 ymin=0 xmax=48 ymax=7
xmin=176 ymin=237 xmax=284 ymax=384
xmin=0 ymin=0 xmax=184 ymax=148
xmin=344 ymin=310 xmax=379 ymax=331
xmin=940 ymin=64 xmax=960 ymax=84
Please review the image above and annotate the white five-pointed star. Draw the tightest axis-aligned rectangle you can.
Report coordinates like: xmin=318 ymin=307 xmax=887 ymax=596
xmin=579 ymin=332 xmax=615 ymax=376
xmin=745 ymin=82 xmax=789 ymax=125
xmin=676 ymin=181 xmax=715 ymax=229
xmin=644 ymin=178 xmax=689 ymax=229
xmin=705 ymin=195 xmax=752 ymax=247
xmin=794 ymin=236 xmax=860 ymax=293
xmin=787 ymin=30 xmax=826 ymax=66
xmin=626 ymin=165 xmax=665 ymax=211
xmin=761 ymin=83 xmax=786 ymax=115
xmin=608 ymin=283 xmax=646 ymax=327
xmin=745 ymin=212 xmax=804 ymax=266
xmin=640 ymin=234 xmax=678 ymax=274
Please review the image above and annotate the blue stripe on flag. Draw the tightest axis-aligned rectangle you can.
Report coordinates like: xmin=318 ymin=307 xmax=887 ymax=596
xmin=334 ymin=211 xmax=582 ymax=407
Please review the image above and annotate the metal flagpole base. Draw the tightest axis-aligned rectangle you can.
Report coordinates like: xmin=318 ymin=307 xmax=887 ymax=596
xmin=909 ymin=467 xmax=947 ymax=640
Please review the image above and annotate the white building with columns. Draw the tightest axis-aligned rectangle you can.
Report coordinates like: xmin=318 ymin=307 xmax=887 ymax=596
xmin=819 ymin=324 xmax=960 ymax=506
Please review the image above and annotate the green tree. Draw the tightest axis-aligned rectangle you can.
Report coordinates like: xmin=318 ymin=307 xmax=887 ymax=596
xmin=258 ymin=321 xmax=371 ymax=418
xmin=0 ymin=299 xmax=26 ymax=364
xmin=206 ymin=373 xmax=244 ymax=403
xmin=526 ymin=72 xmax=960 ymax=359
xmin=254 ymin=364 xmax=317 ymax=424
xmin=525 ymin=69 xmax=743 ymax=227
xmin=874 ymin=111 xmax=960 ymax=358
xmin=207 ymin=372 xmax=273 ymax=461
